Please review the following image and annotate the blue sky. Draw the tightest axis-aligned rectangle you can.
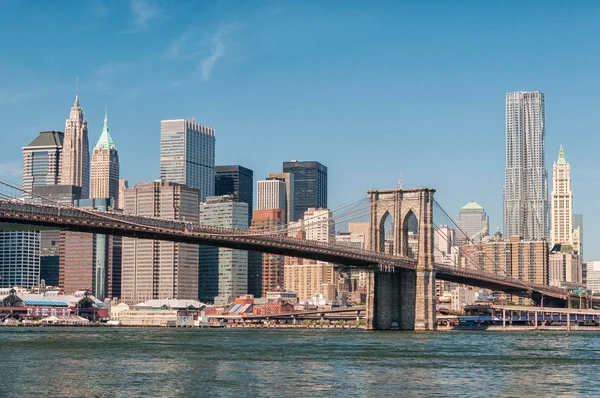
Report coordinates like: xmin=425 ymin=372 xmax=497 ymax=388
xmin=0 ymin=1 xmax=599 ymax=258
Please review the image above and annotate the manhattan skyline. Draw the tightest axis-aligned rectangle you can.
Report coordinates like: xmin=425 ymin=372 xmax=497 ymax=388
xmin=0 ymin=1 xmax=599 ymax=257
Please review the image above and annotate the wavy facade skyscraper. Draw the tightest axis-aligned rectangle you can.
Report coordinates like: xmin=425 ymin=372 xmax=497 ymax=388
xmin=504 ymin=91 xmax=549 ymax=241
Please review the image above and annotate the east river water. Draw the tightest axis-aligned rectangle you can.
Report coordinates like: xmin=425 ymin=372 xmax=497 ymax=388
xmin=1 ymin=328 xmax=600 ymax=397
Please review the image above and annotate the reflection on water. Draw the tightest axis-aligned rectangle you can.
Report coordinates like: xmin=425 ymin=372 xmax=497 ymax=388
xmin=1 ymin=328 xmax=599 ymax=397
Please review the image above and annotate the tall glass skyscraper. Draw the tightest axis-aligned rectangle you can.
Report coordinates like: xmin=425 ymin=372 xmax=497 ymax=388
xmin=283 ymin=160 xmax=327 ymax=222
xmin=160 ymin=119 xmax=215 ymax=201
xmin=504 ymin=91 xmax=549 ymax=241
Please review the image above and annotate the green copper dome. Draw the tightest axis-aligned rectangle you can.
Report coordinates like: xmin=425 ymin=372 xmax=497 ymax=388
xmin=94 ymin=108 xmax=117 ymax=150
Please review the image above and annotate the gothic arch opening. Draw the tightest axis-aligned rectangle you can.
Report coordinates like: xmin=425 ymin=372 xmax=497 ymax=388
xmin=379 ymin=210 xmax=394 ymax=254
xmin=401 ymin=209 xmax=419 ymax=258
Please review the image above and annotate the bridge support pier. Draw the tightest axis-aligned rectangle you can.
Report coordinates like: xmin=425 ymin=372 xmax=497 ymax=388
xmin=365 ymin=269 xmax=435 ymax=331
xmin=414 ymin=270 xmax=436 ymax=331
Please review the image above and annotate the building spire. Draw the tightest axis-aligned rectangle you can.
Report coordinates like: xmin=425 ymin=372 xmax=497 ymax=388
xmin=74 ymin=76 xmax=80 ymax=107
xmin=94 ymin=107 xmax=116 ymax=150
xmin=556 ymin=145 xmax=567 ymax=166
xmin=103 ymin=106 xmax=109 ymax=133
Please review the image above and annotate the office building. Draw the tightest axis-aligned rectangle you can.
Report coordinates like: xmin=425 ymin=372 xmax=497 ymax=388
xmin=303 ymin=208 xmax=334 ymax=243
xmin=118 ymin=179 xmax=128 ymax=210
xmin=59 ymin=198 xmax=121 ymax=300
xmin=160 ymin=119 xmax=215 ymax=201
xmin=22 ymin=131 xmax=64 ymax=199
xmin=91 ymin=110 xmax=120 ymax=208
xmin=256 ymin=179 xmax=286 ymax=214
xmin=549 ymin=244 xmax=582 ymax=289
xmin=283 ymin=161 xmax=327 ymax=221
xmin=0 ymin=231 xmax=40 ymax=289
xmin=122 ymin=181 xmax=200 ymax=304
xmin=504 ymin=91 xmax=549 ymax=241
xmin=283 ymin=207 xmax=336 ymax=300
xmin=215 ymin=165 xmax=253 ymax=225
xmin=434 ymin=225 xmax=456 ymax=263
xmin=462 ymin=236 xmax=548 ymax=285
xmin=32 ymin=185 xmax=82 ymax=288
xmin=199 ymin=196 xmax=248 ymax=304
xmin=250 ymin=209 xmax=285 ymax=297
xmin=61 ymin=95 xmax=90 ymax=198
xmin=550 ymin=146 xmax=572 ymax=247
xmin=284 ymin=262 xmax=336 ymax=301
xmin=586 ymin=261 xmax=600 ymax=293
xmin=267 ymin=172 xmax=294 ymax=223
xmin=456 ymin=201 xmax=488 ymax=246
xmin=573 ymin=213 xmax=583 ymax=260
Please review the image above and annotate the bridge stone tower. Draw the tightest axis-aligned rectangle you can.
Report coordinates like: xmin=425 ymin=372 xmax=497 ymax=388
xmin=365 ymin=188 xmax=436 ymax=331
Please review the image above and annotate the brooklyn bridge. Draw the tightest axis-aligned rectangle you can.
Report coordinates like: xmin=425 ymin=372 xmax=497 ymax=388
xmin=0 ymin=179 xmax=582 ymax=331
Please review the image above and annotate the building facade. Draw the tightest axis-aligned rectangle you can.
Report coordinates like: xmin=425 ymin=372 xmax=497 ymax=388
xmin=22 ymin=131 xmax=64 ymax=199
xmin=549 ymin=244 xmax=582 ymax=289
xmin=0 ymin=231 xmax=40 ymax=289
xmin=250 ymin=209 xmax=286 ymax=297
xmin=456 ymin=201 xmax=489 ymax=246
xmin=215 ymin=165 xmax=253 ymax=225
xmin=61 ymin=95 xmax=90 ymax=198
xmin=122 ymin=181 xmax=200 ymax=304
xmin=160 ymin=119 xmax=215 ymax=201
xmin=256 ymin=179 xmax=287 ymax=214
xmin=267 ymin=172 xmax=294 ymax=223
xmin=59 ymin=199 xmax=121 ymax=300
xmin=550 ymin=146 xmax=572 ymax=247
xmin=573 ymin=213 xmax=583 ymax=260
xmin=91 ymin=110 xmax=120 ymax=208
xmin=282 ymin=161 xmax=327 ymax=222
xmin=462 ymin=236 xmax=548 ymax=285
xmin=199 ymin=196 xmax=248 ymax=304
xmin=504 ymin=91 xmax=549 ymax=241
xmin=118 ymin=179 xmax=128 ymax=210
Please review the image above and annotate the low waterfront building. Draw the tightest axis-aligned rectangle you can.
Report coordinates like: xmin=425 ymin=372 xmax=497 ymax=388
xmin=0 ymin=288 xmax=106 ymax=321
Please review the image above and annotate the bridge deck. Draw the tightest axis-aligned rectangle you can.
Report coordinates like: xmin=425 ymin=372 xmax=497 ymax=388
xmin=0 ymin=199 xmax=579 ymax=302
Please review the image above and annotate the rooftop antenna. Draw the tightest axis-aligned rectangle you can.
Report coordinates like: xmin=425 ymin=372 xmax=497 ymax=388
xmin=76 ymin=76 xmax=79 ymax=97
xmin=397 ymin=173 xmax=403 ymax=189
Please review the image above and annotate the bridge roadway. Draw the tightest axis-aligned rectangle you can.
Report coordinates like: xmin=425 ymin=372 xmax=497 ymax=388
xmin=0 ymin=200 xmax=575 ymax=301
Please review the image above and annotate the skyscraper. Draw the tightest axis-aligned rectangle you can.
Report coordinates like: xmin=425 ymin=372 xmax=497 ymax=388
xmin=573 ymin=213 xmax=583 ymax=259
xmin=550 ymin=146 xmax=572 ymax=247
xmin=215 ymin=165 xmax=253 ymax=225
xmin=283 ymin=161 xmax=327 ymax=222
xmin=504 ymin=91 xmax=549 ymax=241
xmin=250 ymin=209 xmax=286 ymax=297
xmin=199 ymin=196 xmax=248 ymax=304
xmin=160 ymin=119 xmax=215 ymax=201
xmin=61 ymin=95 xmax=90 ymax=198
xmin=22 ymin=131 xmax=63 ymax=199
xmin=256 ymin=179 xmax=287 ymax=214
xmin=268 ymin=172 xmax=294 ymax=224
xmin=121 ymin=181 xmax=200 ymax=304
xmin=0 ymin=231 xmax=40 ymax=288
xmin=59 ymin=198 xmax=121 ymax=300
xmin=91 ymin=110 xmax=120 ymax=208
xmin=456 ymin=201 xmax=489 ymax=246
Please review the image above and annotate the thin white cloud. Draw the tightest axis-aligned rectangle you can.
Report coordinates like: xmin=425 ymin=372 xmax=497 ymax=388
xmin=129 ymin=0 xmax=160 ymax=30
xmin=199 ymin=30 xmax=227 ymax=81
